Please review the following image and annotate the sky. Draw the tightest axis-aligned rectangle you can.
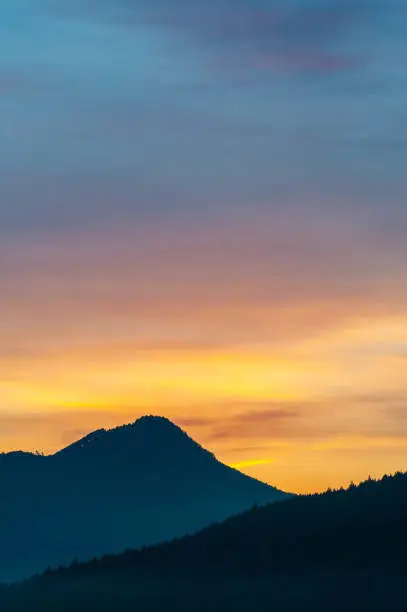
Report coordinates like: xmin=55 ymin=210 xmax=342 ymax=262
xmin=2 ymin=0 xmax=407 ymax=493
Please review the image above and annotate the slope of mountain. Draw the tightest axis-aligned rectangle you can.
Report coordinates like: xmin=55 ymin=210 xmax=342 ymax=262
xmin=4 ymin=471 xmax=407 ymax=612
xmin=0 ymin=416 xmax=287 ymax=582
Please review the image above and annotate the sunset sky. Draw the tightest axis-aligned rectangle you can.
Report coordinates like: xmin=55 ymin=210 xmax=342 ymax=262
xmin=2 ymin=0 xmax=407 ymax=493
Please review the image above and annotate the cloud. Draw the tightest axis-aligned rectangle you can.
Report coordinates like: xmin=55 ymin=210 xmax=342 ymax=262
xmin=216 ymin=52 xmax=362 ymax=76
xmin=3 ymin=209 xmax=407 ymax=394
xmin=209 ymin=407 xmax=303 ymax=441
xmin=177 ymin=389 xmax=407 ymax=449
xmin=64 ymin=0 xmax=375 ymax=77
xmin=1 ymin=0 xmax=407 ymax=241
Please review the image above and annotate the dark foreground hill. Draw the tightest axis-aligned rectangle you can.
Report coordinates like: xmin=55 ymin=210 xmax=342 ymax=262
xmin=3 ymin=472 xmax=407 ymax=612
xmin=0 ymin=416 xmax=286 ymax=582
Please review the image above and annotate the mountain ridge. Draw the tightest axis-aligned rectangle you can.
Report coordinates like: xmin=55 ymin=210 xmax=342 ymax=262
xmin=2 ymin=416 xmax=216 ymax=462
xmin=0 ymin=415 xmax=288 ymax=582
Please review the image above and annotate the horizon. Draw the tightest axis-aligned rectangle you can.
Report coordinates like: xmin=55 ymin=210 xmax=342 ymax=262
xmin=0 ymin=413 xmax=398 ymax=495
xmin=2 ymin=1 xmax=407 ymax=495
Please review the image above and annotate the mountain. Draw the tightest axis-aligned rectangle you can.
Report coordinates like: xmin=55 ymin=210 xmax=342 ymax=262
xmin=4 ymin=471 xmax=407 ymax=612
xmin=0 ymin=416 xmax=287 ymax=582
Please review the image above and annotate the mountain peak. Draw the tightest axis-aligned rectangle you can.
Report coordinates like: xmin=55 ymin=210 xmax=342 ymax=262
xmin=132 ymin=414 xmax=179 ymax=429
xmin=135 ymin=415 xmax=174 ymax=424
xmin=119 ymin=415 xmax=183 ymax=436
xmin=55 ymin=415 xmax=215 ymax=466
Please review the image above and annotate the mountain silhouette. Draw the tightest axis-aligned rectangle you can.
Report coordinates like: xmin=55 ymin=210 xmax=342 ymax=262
xmin=0 ymin=416 xmax=287 ymax=582
xmin=5 ymin=471 xmax=407 ymax=612
xmin=55 ymin=416 xmax=216 ymax=467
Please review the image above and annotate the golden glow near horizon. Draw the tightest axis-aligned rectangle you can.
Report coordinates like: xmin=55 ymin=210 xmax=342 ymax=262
xmin=230 ymin=459 xmax=275 ymax=470
xmin=3 ymin=220 xmax=407 ymax=493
